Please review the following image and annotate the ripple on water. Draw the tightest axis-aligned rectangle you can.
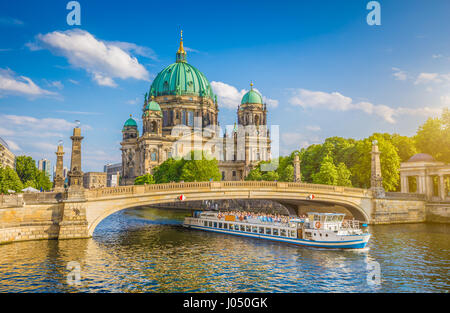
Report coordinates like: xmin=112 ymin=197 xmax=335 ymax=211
xmin=0 ymin=209 xmax=448 ymax=292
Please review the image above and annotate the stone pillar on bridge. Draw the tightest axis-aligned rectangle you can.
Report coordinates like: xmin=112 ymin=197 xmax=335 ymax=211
xmin=370 ymin=140 xmax=385 ymax=198
xmin=293 ymin=153 xmax=301 ymax=182
xmin=68 ymin=123 xmax=84 ymax=189
xmin=53 ymin=142 xmax=65 ymax=192
xmin=60 ymin=123 xmax=90 ymax=240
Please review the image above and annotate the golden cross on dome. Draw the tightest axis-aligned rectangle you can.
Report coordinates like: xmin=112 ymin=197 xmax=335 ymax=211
xmin=178 ymin=30 xmax=185 ymax=54
xmin=250 ymin=81 xmax=253 ymax=89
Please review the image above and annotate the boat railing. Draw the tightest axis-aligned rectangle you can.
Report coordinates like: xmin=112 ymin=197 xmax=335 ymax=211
xmin=341 ymin=219 xmax=361 ymax=230
xmin=208 ymin=216 xmax=292 ymax=228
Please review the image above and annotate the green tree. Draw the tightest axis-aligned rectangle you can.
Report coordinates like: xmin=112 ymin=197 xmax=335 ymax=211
xmin=312 ymin=154 xmax=338 ymax=185
xmin=350 ymin=134 xmax=400 ymax=191
xmin=14 ymin=155 xmax=52 ymax=191
xmin=35 ymin=171 xmax=52 ymax=191
xmin=15 ymin=156 xmax=37 ymax=184
xmin=415 ymin=109 xmax=450 ymax=162
xmin=152 ymin=158 xmax=184 ymax=183
xmin=0 ymin=166 xmax=23 ymax=193
xmin=134 ymin=173 xmax=155 ymax=185
xmin=179 ymin=152 xmax=221 ymax=182
xmin=261 ymin=171 xmax=279 ymax=181
xmin=336 ymin=162 xmax=352 ymax=187
xmin=391 ymin=134 xmax=417 ymax=162
xmin=246 ymin=168 xmax=263 ymax=181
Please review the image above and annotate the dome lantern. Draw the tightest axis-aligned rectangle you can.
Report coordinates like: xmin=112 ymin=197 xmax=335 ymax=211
xmin=176 ymin=30 xmax=187 ymax=63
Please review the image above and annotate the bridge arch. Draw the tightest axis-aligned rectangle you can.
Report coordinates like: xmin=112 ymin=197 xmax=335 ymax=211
xmin=84 ymin=182 xmax=372 ymax=236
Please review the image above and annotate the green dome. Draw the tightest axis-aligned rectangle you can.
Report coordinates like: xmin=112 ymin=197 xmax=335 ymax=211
xmin=123 ymin=117 xmax=137 ymax=128
xmin=241 ymin=88 xmax=263 ymax=105
xmin=150 ymin=61 xmax=214 ymax=99
xmin=146 ymin=99 xmax=161 ymax=112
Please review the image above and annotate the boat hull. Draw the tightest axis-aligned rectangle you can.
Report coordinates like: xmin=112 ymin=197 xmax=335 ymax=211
xmin=183 ymin=223 xmax=370 ymax=249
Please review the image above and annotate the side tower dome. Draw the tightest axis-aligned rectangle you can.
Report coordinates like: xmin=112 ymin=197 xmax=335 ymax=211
xmin=143 ymin=96 xmax=162 ymax=135
xmin=238 ymin=82 xmax=267 ymax=127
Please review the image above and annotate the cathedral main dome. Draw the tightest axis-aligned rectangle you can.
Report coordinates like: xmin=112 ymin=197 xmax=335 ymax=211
xmin=149 ymin=32 xmax=214 ymax=100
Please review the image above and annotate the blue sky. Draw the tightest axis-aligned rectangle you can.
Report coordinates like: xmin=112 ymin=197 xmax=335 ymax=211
xmin=0 ymin=0 xmax=449 ymax=172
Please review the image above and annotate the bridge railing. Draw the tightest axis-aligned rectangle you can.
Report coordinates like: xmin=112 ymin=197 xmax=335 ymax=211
xmin=85 ymin=181 xmax=370 ymax=199
xmin=384 ymin=192 xmax=427 ymax=201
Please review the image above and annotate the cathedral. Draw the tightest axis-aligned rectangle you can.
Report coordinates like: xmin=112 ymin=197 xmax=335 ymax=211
xmin=120 ymin=33 xmax=271 ymax=185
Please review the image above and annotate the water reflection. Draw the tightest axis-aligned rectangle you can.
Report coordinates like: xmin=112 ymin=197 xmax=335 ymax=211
xmin=0 ymin=207 xmax=448 ymax=292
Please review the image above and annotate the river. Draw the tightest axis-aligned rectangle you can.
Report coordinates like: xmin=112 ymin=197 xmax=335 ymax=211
xmin=0 ymin=207 xmax=448 ymax=292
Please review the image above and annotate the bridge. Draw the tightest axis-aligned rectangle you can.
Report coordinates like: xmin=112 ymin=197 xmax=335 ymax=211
xmin=2 ymin=180 xmax=442 ymax=244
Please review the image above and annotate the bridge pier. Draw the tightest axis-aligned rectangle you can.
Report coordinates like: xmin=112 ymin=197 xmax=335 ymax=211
xmin=58 ymin=187 xmax=90 ymax=240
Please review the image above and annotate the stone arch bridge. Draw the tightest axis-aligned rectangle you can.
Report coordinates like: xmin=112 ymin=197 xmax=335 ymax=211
xmin=0 ymin=181 xmax=432 ymax=244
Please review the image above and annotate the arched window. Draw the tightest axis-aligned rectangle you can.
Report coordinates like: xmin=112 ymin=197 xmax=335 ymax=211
xmin=151 ymin=121 xmax=157 ymax=133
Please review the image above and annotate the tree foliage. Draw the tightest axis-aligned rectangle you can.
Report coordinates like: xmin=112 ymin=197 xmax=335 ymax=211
xmin=245 ymin=153 xmax=296 ymax=182
xmin=134 ymin=173 xmax=155 ymax=185
xmin=0 ymin=166 xmax=23 ymax=194
xmin=415 ymin=108 xmax=450 ymax=162
xmin=14 ymin=155 xmax=52 ymax=191
xmin=151 ymin=151 xmax=221 ymax=183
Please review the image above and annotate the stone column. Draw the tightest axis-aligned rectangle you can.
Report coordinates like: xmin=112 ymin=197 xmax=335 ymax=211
xmin=68 ymin=126 xmax=84 ymax=188
xmin=439 ymin=175 xmax=445 ymax=200
xmin=293 ymin=153 xmax=301 ymax=182
xmin=400 ymin=174 xmax=409 ymax=193
xmin=53 ymin=144 xmax=65 ymax=191
xmin=425 ymin=175 xmax=434 ymax=199
xmin=370 ymin=140 xmax=384 ymax=197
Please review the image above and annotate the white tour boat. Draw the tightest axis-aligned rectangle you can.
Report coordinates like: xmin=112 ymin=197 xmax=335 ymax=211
xmin=183 ymin=211 xmax=370 ymax=249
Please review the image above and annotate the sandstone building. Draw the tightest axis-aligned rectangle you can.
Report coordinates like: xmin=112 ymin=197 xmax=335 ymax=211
xmin=120 ymin=33 xmax=271 ymax=185
xmin=0 ymin=137 xmax=15 ymax=169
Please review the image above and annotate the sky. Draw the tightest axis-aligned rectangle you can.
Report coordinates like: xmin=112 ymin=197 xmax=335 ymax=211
xmin=0 ymin=0 xmax=449 ymax=172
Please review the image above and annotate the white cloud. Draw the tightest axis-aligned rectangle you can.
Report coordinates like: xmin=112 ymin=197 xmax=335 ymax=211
xmin=30 ymin=29 xmax=150 ymax=87
xmin=414 ymin=72 xmax=450 ymax=85
xmin=306 ymin=125 xmax=321 ymax=132
xmin=107 ymin=41 xmax=157 ymax=60
xmin=441 ymin=95 xmax=450 ymax=105
xmin=68 ymin=79 xmax=79 ymax=85
xmin=289 ymin=88 xmax=441 ymax=124
xmin=392 ymin=67 xmax=407 ymax=81
xmin=0 ymin=68 xmax=56 ymax=98
xmin=126 ymin=97 xmax=140 ymax=105
xmin=432 ymin=54 xmax=443 ymax=59
xmin=5 ymin=139 xmax=21 ymax=151
xmin=0 ymin=17 xmax=24 ymax=26
xmin=211 ymin=81 xmax=278 ymax=109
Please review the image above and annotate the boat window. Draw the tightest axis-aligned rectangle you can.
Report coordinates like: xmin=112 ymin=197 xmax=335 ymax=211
xmin=219 ymin=223 xmax=222 ymax=228
xmin=273 ymin=228 xmax=279 ymax=236
xmin=265 ymin=228 xmax=271 ymax=235
xmin=224 ymin=223 xmax=228 ymax=229
xmin=280 ymin=229 xmax=286 ymax=237
xmin=240 ymin=225 xmax=245 ymax=232
xmin=214 ymin=222 xmax=217 ymax=228
xmin=259 ymin=227 xmax=264 ymax=234
xmin=325 ymin=234 xmax=328 ymax=237
xmin=204 ymin=221 xmax=207 ymax=227
xmin=290 ymin=230 xmax=296 ymax=237
xmin=209 ymin=221 xmax=212 ymax=227
xmin=252 ymin=226 xmax=258 ymax=233
xmin=235 ymin=225 xmax=239 ymax=231
xmin=246 ymin=226 xmax=251 ymax=232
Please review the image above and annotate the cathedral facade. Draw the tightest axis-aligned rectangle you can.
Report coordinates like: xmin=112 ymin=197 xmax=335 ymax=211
xmin=120 ymin=33 xmax=271 ymax=185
